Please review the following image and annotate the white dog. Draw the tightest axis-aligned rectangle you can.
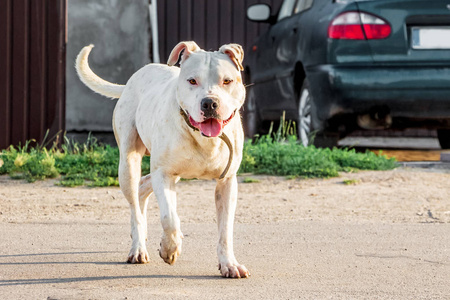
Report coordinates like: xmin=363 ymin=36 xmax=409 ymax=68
xmin=75 ymin=41 xmax=249 ymax=278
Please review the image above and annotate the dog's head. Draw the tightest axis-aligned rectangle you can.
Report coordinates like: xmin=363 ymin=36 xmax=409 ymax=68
xmin=168 ymin=41 xmax=245 ymax=138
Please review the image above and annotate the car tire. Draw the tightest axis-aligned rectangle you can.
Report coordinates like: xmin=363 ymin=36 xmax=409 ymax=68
xmin=437 ymin=129 xmax=450 ymax=149
xmin=242 ymin=85 xmax=261 ymax=138
xmin=297 ymin=79 xmax=339 ymax=148
xmin=297 ymin=79 xmax=313 ymax=147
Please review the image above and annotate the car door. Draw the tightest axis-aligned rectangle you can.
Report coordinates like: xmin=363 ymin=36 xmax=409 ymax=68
xmin=253 ymin=0 xmax=313 ymax=120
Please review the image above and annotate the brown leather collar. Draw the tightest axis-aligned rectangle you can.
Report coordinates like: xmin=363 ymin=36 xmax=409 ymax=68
xmin=180 ymin=108 xmax=233 ymax=179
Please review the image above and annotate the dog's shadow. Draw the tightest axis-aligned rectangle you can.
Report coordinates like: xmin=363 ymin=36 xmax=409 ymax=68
xmin=0 ymin=251 xmax=221 ymax=286
xmin=0 ymin=275 xmax=220 ymax=287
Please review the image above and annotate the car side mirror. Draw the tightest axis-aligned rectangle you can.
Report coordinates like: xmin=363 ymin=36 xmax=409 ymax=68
xmin=247 ymin=4 xmax=273 ymax=23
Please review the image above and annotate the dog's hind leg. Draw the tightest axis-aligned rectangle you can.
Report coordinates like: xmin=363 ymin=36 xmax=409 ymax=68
xmin=117 ymin=130 xmax=149 ymax=264
xmin=215 ymin=175 xmax=249 ymax=278
xmin=138 ymin=173 xmax=153 ymax=238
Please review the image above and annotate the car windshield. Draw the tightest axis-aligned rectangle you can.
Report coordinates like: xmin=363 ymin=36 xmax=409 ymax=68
xmin=335 ymin=0 xmax=381 ymax=2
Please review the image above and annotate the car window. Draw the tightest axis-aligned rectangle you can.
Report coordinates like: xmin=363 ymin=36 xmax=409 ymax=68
xmin=294 ymin=0 xmax=313 ymax=14
xmin=277 ymin=0 xmax=297 ymax=22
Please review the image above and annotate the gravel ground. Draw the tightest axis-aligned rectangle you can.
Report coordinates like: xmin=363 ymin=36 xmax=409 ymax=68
xmin=0 ymin=167 xmax=449 ymax=299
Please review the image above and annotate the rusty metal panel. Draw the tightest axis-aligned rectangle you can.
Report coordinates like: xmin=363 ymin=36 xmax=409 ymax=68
xmin=0 ymin=0 xmax=66 ymax=150
xmin=46 ymin=0 xmax=66 ymax=143
xmin=0 ymin=0 xmax=12 ymax=149
xmin=29 ymin=0 xmax=47 ymax=146
xmin=157 ymin=0 xmax=283 ymax=62
xmin=11 ymin=0 xmax=30 ymax=147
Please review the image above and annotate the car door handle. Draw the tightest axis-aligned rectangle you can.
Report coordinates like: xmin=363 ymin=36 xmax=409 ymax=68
xmin=292 ymin=27 xmax=297 ymax=34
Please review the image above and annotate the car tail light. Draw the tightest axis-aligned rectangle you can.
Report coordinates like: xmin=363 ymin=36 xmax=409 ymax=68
xmin=328 ymin=11 xmax=391 ymax=40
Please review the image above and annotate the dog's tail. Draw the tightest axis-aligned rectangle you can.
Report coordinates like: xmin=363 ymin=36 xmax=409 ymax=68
xmin=75 ymin=45 xmax=125 ymax=99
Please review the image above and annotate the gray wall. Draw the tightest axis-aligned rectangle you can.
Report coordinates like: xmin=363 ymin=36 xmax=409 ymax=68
xmin=66 ymin=0 xmax=150 ymax=133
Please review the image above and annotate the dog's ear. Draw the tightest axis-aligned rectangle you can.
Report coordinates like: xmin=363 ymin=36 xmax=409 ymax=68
xmin=167 ymin=41 xmax=201 ymax=66
xmin=219 ymin=44 xmax=244 ymax=71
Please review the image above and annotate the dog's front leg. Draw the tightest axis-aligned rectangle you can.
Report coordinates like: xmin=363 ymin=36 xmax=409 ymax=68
xmin=215 ymin=175 xmax=249 ymax=278
xmin=152 ymin=169 xmax=183 ymax=265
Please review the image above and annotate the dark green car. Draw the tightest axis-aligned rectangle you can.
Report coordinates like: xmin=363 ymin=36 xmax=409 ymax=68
xmin=245 ymin=0 xmax=450 ymax=148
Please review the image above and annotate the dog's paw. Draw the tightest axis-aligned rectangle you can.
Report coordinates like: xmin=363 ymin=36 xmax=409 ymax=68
xmin=127 ymin=247 xmax=150 ymax=264
xmin=218 ymin=261 xmax=250 ymax=278
xmin=159 ymin=232 xmax=183 ymax=265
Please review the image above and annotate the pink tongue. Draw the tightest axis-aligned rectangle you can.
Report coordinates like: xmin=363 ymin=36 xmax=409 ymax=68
xmin=200 ymin=118 xmax=223 ymax=137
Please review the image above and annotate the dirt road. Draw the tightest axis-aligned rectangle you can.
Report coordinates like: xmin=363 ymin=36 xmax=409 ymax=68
xmin=1 ymin=168 xmax=449 ymax=299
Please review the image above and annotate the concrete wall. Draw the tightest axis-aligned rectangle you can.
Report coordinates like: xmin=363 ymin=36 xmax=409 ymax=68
xmin=66 ymin=0 xmax=150 ymax=134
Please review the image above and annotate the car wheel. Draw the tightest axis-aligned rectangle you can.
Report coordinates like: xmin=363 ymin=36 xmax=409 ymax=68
xmin=297 ymin=79 xmax=313 ymax=147
xmin=297 ymin=79 xmax=339 ymax=148
xmin=242 ymin=85 xmax=261 ymax=138
xmin=437 ymin=129 xmax=450 ymax=149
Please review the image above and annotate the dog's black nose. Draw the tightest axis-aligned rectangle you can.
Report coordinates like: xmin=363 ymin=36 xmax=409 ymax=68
xmin=201 ymin=98 xmax=219 ymax=114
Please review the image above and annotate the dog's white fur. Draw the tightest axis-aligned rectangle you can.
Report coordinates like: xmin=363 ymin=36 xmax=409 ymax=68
xmin=75 ymin=41 xmax=249 ymax=278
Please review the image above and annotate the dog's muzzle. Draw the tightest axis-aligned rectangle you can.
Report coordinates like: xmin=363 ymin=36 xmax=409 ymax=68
xmin=180 ymin=108 xmax=234 ymax=180
xmin=183 ymin=107 xmax=235 ymax=138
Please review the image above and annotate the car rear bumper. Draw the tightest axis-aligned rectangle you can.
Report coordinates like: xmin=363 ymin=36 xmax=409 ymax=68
xmin=307 ymin=64 xmax=450 ymax=129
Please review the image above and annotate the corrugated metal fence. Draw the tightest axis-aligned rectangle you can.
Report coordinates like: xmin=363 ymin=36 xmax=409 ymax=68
xmin=157 ymin=0 xmax=283 ymax=62
xmin=0 ymin=0 xmax=66 ymax=150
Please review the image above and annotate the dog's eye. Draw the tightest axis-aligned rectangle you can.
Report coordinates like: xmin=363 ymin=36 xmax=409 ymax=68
xmin=223 ymin=79 xmax=233 ymax=85
xmin=188 ymin=79 xmax=197 ymax=85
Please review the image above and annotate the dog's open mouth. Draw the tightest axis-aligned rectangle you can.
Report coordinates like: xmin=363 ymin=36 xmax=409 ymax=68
xmin=188 ymin=111 xmax=235 ymax=137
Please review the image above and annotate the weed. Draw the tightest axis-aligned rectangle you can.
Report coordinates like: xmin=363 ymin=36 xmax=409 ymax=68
xmin=0 ymin=145 xmax=59 ymax=182
xmin=242 ymin=177 xmax=260 ymax=183
xmin=343 ymin=179 xmax=361 ymax=185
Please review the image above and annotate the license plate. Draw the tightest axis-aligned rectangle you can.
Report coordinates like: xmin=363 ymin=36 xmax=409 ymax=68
xmin=411 ymin=27 xmax=450 ymax=49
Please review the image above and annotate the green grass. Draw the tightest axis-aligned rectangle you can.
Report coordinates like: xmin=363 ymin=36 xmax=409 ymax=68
xmin=240 ymin=139 xmax=397 ymax=178
xmin=239 ymin=120 xmax=397 ymax=178
xmin=0 ymin=133 xmax=149 ymax=187
xmin=0 ymin=122 xmax=397 ymax=187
